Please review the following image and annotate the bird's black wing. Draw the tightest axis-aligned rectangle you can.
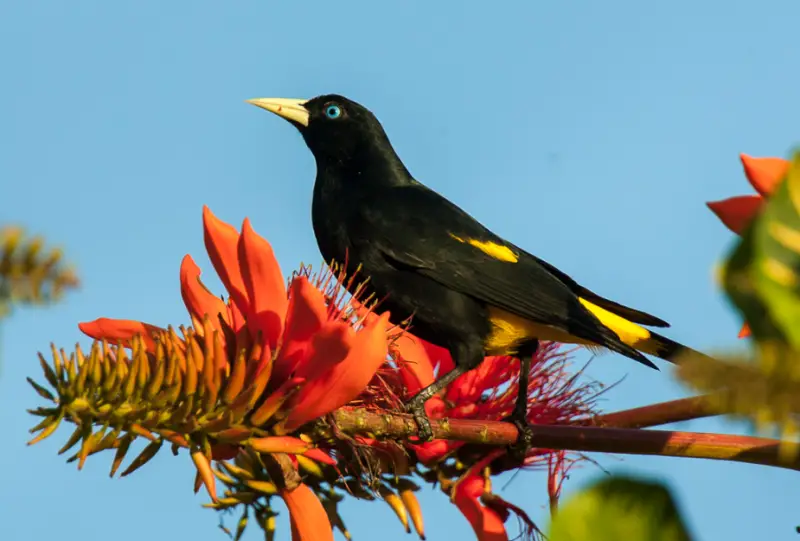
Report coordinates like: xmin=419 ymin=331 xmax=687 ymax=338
xmin=527 ymin=255 xmax=670 ymax=327
xmin=357 ymin=184 xmax=654 ymax=362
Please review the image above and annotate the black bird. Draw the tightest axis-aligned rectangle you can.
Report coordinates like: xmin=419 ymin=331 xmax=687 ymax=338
xmin=247 ymin=94 xmax=706 ymax=455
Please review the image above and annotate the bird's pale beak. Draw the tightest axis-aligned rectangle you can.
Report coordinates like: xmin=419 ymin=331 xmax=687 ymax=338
xmin=246 ymin=98 xmax=310 ymax=127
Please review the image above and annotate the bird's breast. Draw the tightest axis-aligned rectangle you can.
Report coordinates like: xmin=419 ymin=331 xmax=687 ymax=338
xmin=311 ymin=180 xmax=352 ymax=263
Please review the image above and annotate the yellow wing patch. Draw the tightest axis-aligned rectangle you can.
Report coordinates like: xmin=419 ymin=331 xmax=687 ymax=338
xmin=485 ymin=301 xmax=656 ymax=357
xmin=449 ymin=234 xmax=519 ymax=263
xmin=578 ymin=298 xmax=651 ymax=347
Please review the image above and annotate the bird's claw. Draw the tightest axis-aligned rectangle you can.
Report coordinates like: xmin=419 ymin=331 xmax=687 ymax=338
xmin=503 ymin=413 xmax=534 ymax=463
xmin=406 ymin=399 xmax=434 ymax=442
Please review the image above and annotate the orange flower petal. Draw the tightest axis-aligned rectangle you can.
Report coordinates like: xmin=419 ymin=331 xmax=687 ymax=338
xmin=249 ymin=436 xmax=310 ymax=454
xmin=706 ymin=195 xmax=763 ymax=235
xmin=424 ymin=395 xmax=448 ymax=418
xmin=272 ymin=277 xmax=329 ymax=384
xmin=280 ymin=483 xmax=334 ymax=541
xmin=293 ymin=322 xmax=353 ymax=380
xmin=410 ymin=439 xmax=463 ymax=465
xmin=238 ymin=218 xmax=287 ymax=351
xmin=281 ymin=312 xmax=390 ymax=432
xmin=453 ymin=474 xmax=508 ymax=541
xmin=302 ymin=448 xmax=336 ymax=466
xmin=741 ymin=154 xmax=789 ymax=197
xmin=222 ymin=297 xmax=241 ymax=328
xmin=449 ymin=403 xmax=479 ymax=417
xmin=447 ymin=369 xmax=479 ymax=404
xmin=202 ymin=206 xmax=250 ymax=320
xmin=179 ymin=255 xmax=228 ymax=329
xmin=448 ymin=356 xmax=498 ymax=403
xmin=738 ymin=323 xmax=751 ymax=339
xmin=394 ymin=332 xmax=436 ymax=393
xmin=190 ymin=450 xmax=218 ymax=502
xmin=78 ymin=318 xmax=164 ymax=352
xmin=422 ymin=339 xmax=455 ymax=373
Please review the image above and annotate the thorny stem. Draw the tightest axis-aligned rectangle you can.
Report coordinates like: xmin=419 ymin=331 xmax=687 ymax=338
xmin=579 ymin=392 xmax=726 ymax=429
xmin=331 ymin=409 xmax=800 ymax=472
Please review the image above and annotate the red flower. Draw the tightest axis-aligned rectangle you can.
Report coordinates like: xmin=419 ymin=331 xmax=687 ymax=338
xmin=389 ymin=331 xmax=593 ymax=539
xmin=78 ymin=206 xmax=391 ymax=541
xmin=282 ymin=483 xmax=335 ymax=541
xmin=453 ymin=454 xmax=510 ymax=541
xmin=448 ymin=451 xmax=543 ymax=541
xmin=707 ymin=154 xmax=789 ymax=338
xmin=394 ymin=335 xmax=591 ymax=465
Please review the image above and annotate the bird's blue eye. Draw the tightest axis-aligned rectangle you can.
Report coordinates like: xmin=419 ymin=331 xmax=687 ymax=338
xmin=325 ymin=104 xmax=342 ymax=119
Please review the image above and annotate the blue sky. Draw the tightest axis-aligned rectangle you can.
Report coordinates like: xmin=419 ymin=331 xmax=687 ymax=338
xmin=1 ymin=1 xmax=798 ymax=539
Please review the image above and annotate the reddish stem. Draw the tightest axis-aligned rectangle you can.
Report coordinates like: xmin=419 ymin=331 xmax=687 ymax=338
xmin=579 ymin=393 xmax=726 ymax=429
xmin=332 ymin=409 xmax=800 ymax=472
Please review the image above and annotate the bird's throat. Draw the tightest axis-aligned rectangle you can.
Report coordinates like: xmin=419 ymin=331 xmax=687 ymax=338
xmin=315 ymin=141 xmax=414 ymax=189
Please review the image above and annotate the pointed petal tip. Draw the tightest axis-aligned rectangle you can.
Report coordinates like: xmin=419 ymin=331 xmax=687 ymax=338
xmin=77 ymin=320 xmax=96 ymax=335
xmin=375 ymin=310 xmax=391 ymax=327
xmin=738 ymin=323 xmax=751 ymax=339
xmin=77 ymin=318 xmax=163 ymax=351
xmin=201 ymin=205 xmax=250 ymax=318
xmin=237 ymin=215 xmax=287 ymax=349
xmin=201 ymin=205 xmax=214 ymax=223
xmin=180 ymin=253 xmax=228 ymax=329
xmin=740 ymin=154 xmax=790 ymax=196
xmin=706 ymin=195 xmax=763 ymax=235
xmin=179 ymin=254 xmax=201 ymax=279
xmin=281 ymin=483 xmax=335 ymax=541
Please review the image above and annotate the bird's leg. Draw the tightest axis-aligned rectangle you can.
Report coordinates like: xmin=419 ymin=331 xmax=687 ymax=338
xmin=404 ymin=340 xmax=484 ymax=442
xmin=503 ymin=341 xmax=538 ymax=463
xmin=404 ymin=365 xmax=468 ymax=442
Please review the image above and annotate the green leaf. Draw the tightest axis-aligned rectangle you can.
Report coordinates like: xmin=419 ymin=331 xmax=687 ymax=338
xmin=723 ymin=151 xmax=800 ymax=348
xmin=675 ymin=348 xmax=800 ymax=462
xmin=548 ymin=475 xmax=693 ymax=541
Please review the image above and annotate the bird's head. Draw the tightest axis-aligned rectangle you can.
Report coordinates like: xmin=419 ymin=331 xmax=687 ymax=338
xmin=246 ymin=94 xmax=400 ymax=172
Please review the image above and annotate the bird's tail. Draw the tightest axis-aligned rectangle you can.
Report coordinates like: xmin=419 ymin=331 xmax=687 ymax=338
xmin=637 ymin=331 xmax=712 ymax=364
xmin=579 ymin=297 xmax=711 ymax=365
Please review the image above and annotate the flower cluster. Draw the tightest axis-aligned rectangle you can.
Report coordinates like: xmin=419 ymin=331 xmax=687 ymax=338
xmin=26 ymin=207 xmax=598 ymax=541
xmin=707 ymin=153 xmax=790 ymax=339
xmin=385 ymin=333 xmax=597 ymax=540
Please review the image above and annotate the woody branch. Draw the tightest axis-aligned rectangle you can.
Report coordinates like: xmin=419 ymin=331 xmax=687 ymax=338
xmin=581 ymin=392 xmax=728 ymax=429
xmin=331 ymin=409 xmax=800 ymax=472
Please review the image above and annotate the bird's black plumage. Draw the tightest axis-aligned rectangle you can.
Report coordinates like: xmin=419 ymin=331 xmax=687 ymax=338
xmin=248 ymin=93 xmax=708 ymax=453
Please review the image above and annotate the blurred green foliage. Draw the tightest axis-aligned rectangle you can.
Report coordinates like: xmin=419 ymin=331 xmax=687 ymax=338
xmin=0 ymin=225 xmax=78 ymax=319
xmin=548 ymin=475 xmax=693 ymax=541
xmin=677 ymin=151 xmax=800 ymax=456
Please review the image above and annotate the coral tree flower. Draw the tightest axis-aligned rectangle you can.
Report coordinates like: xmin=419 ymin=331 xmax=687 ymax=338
xmin=79 ymin=206 xmax=391 ymax=541
xmin=389 ymin=333 xmax=593 ymax=541
xmin=707 ymin=154 xmax=789 ymax=338
xmin=28 ymin=205 xmax=596 ymax=541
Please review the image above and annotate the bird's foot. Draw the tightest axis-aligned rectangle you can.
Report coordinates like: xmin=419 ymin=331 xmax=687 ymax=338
xmin=405 ymin=398 xmax=434 ymax=442
xmin=502 ymin=411 xmax=534 ymax=464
